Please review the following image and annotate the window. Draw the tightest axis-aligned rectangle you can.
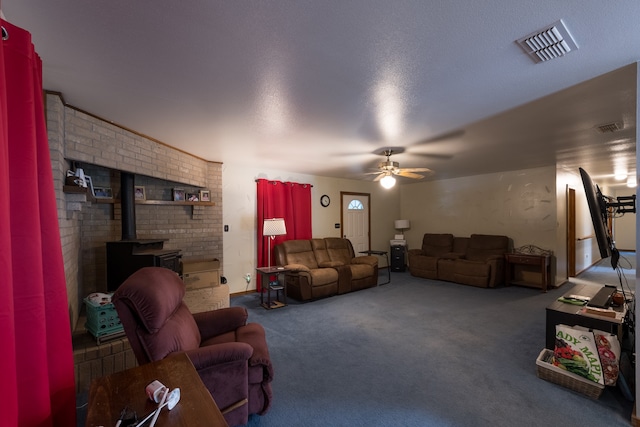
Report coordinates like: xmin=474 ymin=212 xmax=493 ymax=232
xmin=348 ymin=199 xmax=364 ymax=210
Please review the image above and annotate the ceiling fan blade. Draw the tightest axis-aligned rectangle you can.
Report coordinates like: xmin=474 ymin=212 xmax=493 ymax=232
xmin=398 ymin=167 xmax=432 ymax=173
xmin=410 ymin=152 xmax=454 ymax=160
xmin=414 ymin=129 xmax=465 ymax=144
xmin=395 ymin=171 xmax=426 ymax=179
xmin=373 ymin=173 xmax=384 ymax=182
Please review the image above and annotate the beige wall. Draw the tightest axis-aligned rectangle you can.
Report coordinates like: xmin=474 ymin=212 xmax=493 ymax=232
xmin=222 ymin=162 xmax=400 ymax=294
xmin=613 ymin=187 xmax=637 ymax=251
xmin=399 ymin=166 xmax=562 ymax=283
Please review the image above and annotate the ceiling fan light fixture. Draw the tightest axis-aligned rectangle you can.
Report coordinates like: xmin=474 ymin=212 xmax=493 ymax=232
xmin=380 ymin=174 xmax=396 ymax=189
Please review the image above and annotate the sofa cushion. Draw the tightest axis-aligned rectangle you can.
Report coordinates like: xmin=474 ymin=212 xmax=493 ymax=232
xmin=324 ymin=237 xmax=353 ymax=265
xmin=280 ymin=239 xmax=319 ymax=269
xmin=452 ymin=237 xmax=469 ymax=254
xmin=466 ymin=234 xmax=508 ymax=261
xmin=454 ymin=260 xmax=491 ymax=287
xmin=421 ymin=233 xmax=454 ymax=257
xmin=309 ymin=267 xmax=339 ymax=286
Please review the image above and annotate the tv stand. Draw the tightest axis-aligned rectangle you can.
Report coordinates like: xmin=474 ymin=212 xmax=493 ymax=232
xmin=545 ymin=283 xmax=626 ymax=349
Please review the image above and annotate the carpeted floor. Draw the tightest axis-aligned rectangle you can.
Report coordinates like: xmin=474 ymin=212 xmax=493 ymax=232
xmin=232 ymin=255 xmax=636 ymax=427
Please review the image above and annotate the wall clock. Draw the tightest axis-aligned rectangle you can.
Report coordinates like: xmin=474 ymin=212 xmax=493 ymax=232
xmin=320 ymin=195 xmax=330 ymax=207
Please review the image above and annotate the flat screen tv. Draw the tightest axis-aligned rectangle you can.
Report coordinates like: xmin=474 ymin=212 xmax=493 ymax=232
xmin=579 ymin=167 xmax=617 ymax=267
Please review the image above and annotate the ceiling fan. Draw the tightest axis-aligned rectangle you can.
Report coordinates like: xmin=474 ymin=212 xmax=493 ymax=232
xmin=365 ymin=149 xmax=433 ymax=188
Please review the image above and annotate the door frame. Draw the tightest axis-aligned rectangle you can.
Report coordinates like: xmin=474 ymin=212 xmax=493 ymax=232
xmin=340 ymin=191 xmax=371 ymax=250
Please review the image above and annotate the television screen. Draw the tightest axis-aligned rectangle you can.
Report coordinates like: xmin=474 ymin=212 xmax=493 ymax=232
xmin=579 ymin=167 xmax=614 ymax=263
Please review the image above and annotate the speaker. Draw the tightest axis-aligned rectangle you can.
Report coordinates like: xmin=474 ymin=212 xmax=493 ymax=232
xmin=390 ymin=245 xmax=406 ymax=272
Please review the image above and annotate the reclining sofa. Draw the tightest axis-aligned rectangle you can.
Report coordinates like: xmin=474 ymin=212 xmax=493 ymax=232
xmin=274 ymin=237 xmax=378 ymax=301
xmin=408 ymin=233 xmax=509 ymax=288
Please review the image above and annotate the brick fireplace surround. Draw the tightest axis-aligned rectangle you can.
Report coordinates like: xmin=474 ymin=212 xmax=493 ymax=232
xmin=46 ymin=92 xmax=224 ymax=393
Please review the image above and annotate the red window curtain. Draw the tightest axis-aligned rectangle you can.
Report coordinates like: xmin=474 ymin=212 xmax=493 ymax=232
xmin=256 ymin=179 xmax=312 ymax=290
xmin=0 ymin=20 xmax=76 ymax=426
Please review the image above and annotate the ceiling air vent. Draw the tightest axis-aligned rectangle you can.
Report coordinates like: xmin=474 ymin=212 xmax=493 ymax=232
xmin=595 ymin=122 xmax=623 ymax=133
xmin=517 ymin=19 xmax=578 ymax=63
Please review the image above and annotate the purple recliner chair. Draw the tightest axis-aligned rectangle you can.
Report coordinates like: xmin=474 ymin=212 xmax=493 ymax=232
xmin=112 ymin=267 xmax=273 ymax=426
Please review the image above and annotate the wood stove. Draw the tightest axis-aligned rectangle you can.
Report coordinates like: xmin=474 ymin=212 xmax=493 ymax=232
xmin=106 ymin=172 xmax=181 ymax=291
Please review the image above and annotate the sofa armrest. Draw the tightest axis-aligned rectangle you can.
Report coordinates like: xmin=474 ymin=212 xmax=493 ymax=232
xmin=193 ymin=306 xmax=248 ymax=340
xmin=352 ymin=255 xmax=377 ymax=266
xmin=285 ymin=263 xmax=311 ymax=273
xmin=183 ymin=342 xmax=253 ymax=370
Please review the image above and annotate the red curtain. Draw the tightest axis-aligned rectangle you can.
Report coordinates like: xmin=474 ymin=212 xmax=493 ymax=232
xmin=0 ymin=20 xmax=76 ymax=426
xmin=256 ymin=179 xmax=312 ymax=290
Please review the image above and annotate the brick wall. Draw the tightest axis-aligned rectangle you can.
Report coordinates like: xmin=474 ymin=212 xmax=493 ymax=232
xmin=48 ymin=94 xmax=83 ymax=330
xmin=46 ymin=92 xmax=223 ymax=329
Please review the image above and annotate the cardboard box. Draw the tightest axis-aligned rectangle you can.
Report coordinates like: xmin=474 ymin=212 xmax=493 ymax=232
xmin=183 ymin=284 xmax=230 ymax=313
xmin=182 ymin=259 xmax=220 ymax=290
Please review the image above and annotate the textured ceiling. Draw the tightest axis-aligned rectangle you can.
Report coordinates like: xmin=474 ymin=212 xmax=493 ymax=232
xmin=2 ymin=1 xmax=638 ymax=188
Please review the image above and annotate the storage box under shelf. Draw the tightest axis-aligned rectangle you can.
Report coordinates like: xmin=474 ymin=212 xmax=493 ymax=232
xmin=536 ymin=348 xmax=604 ymax=399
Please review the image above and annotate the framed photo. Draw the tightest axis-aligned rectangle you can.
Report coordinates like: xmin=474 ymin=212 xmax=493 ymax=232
xmin=172 ymin=188 xmax=185 ymax=201
xmin=93 ymin=187 xmax=113 ymax=199
xmin=199 ymin=190 xmax=210 ymax=202
xmin=187 ymin=192 xmax=199 ymax=202
xmin=134 ymin=186 xmax=146 ymax=200
xmin=85 ymin=176 xmax=95 ymax=196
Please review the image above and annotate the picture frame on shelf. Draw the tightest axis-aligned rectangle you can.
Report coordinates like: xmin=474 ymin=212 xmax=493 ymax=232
xmin=172 ymin=188 xmax=185 ymax=201
xmin=187 ymin=193 xmax=199 ymax=202
xmin=135 ymin=186 xmax=146 ymax=200
xmin=199 ymin=190 xmax=210 ymax=202
xmin=93 ymin=187 xmax=112 ymax=199
xmin=85 ymin=176 xmax=95 ymax=197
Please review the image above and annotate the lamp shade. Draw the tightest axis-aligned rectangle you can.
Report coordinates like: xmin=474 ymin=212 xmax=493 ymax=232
xmin=394 ymin=219 xmax=410 ymax=230
xmin=263 ymin=218 xmax=287 ymax=237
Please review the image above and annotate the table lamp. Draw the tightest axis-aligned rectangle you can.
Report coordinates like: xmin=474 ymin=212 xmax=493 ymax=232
xmin=394 ymin=219 xmax=410 ymax=239
xmin=263 ymin=218 xmax=287 ymax=268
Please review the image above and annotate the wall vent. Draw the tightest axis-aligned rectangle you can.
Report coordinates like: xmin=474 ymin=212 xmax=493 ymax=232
xmin=517 ymin=19 xmax=578 ymax=63
xmin=595 ymin=122 xmax=623 ymax=133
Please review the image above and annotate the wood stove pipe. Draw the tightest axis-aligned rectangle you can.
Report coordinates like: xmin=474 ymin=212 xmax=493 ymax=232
xmin=121 ymin=172 xmax=136 ymax=241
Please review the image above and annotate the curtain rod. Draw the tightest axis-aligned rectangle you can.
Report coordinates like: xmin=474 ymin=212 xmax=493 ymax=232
xmin=255 ymin=179 xmax=313 ymax=187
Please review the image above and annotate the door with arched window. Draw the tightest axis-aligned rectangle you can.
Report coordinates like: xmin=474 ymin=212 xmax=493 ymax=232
xmin=341 ymin=192 xmax=370 ymax=253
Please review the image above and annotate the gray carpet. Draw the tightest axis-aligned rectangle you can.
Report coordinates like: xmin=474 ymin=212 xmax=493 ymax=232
xmin=233 ymin=258 xmax=635 ymax=427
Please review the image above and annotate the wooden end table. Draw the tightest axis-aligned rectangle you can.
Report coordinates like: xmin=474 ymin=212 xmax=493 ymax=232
xmin=505 ymin=252 xmax=551 ymax=292
xmin=256 ymin=266 xmax=290 ymax=309
xmin=86 ymin=352 xmax=227 ymax=426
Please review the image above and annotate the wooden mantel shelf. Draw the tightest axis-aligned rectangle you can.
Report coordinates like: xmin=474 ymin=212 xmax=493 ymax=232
xmin=136 ymin=199 xmax=215 ymax=206
xmin=89 ymin=196 xmax=215 ymax=206
xmin=63 ymin=186 xmax=215 ymax=207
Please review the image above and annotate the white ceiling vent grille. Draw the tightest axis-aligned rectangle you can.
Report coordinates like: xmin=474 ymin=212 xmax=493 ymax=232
xmin=517 ymin=19 xmax=578 ymax=63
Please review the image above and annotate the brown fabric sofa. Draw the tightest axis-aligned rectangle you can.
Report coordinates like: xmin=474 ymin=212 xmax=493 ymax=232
xmin=408 ymin=233 xmax=509 ymax=288
xmin=274 ymin=237 xmax=378 ymax=301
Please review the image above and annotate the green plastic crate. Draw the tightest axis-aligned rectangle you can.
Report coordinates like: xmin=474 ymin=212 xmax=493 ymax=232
xmin=84 ymin=294 xmax=123 ymax=339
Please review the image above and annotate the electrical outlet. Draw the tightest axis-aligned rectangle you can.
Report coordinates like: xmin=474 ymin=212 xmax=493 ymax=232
xmin=245 ymin=273 xmax=252 ymax=284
